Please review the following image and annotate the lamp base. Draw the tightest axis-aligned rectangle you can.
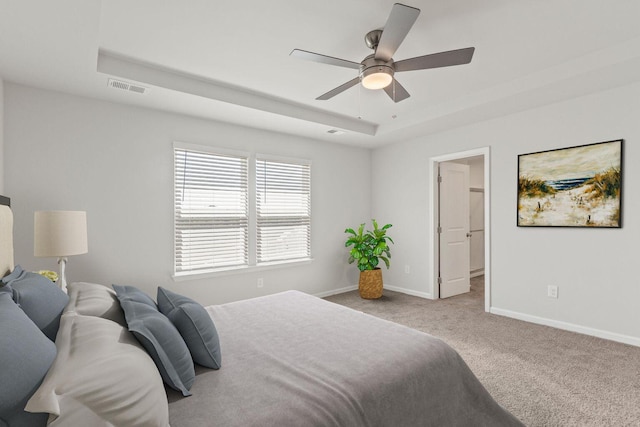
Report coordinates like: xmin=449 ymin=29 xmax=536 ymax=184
xmin=57 ymin=257 xmax=68 ymax=293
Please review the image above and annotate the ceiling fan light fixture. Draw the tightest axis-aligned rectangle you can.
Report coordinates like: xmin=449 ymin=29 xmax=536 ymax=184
xmin=292 ymin=4 xmax=473 ymax=102
xmin=361 ymin=66 xmax=394 ymax=90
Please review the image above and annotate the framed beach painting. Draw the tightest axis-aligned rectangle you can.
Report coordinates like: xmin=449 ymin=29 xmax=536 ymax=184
xmin=517 ymin=139 xmax=623 ymax=228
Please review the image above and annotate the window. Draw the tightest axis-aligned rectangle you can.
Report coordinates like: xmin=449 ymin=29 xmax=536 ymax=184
xmin=174 ymin=145 xmax=248 ymax=274
xmin=256 ymin=158 xmax=311 ymax=263
xmin=174 ymin=143 xmax=311 ymax=276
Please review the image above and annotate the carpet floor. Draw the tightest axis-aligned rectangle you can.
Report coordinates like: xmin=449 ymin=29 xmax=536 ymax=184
xmin=325 ymin=277 xmax=640 ymax=427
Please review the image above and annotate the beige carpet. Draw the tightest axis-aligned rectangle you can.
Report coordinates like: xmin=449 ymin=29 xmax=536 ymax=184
xmin=325 ymin=277 xmax=640 ymax=427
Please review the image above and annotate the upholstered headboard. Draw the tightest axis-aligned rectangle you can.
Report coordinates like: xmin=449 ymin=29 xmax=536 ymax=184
xmin=0 ymin=196 xmax=14 ymax=278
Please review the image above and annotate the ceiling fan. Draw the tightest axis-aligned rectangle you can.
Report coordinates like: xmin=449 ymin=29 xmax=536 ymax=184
xmin=290 ymin=3 xmax=475 ymax=103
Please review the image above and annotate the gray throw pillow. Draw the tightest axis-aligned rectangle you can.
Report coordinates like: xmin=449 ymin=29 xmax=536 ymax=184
xmin=111 ymin=284 xmax=157 ymax=307
xmin=113 ymin=285 xmax=195 ymax=396
xmin=157 ymin=287 xmax=222 ymax=369
xmin=1 ymin=265 xmax=69 ymax=341
xmin=0 ymin=286 xmax=56 ymax=427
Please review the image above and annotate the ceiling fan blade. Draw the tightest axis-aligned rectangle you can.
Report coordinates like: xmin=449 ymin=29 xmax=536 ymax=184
xmin=375 ymin=3 xmax=420 ymax=62
xmin=290 ymin=49 xmax=360 ymax=70
xmin=316 ymin=77 xmax=360 ymax=100
xmin=383 ymin=78 xmax=410 ymax=103
xmin=395 ymin=47 xmax=475 ymax=72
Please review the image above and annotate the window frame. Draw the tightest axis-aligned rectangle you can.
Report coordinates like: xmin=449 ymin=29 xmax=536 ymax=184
xmin=255 ymin=154 xmax=312 ymax=265
xmin=173 ymin=143 xmax=312 ymax=280
xmin=173 ymin=142 xmax=250 ymax=276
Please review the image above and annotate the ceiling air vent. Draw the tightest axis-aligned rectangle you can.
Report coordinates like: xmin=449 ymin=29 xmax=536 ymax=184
xmin=108 ymin=78 xmax=149 ymax=95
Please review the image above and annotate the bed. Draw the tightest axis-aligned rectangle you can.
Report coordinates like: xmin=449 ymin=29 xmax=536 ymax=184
xmin=0 ymin=196 xmax=523 ymax=426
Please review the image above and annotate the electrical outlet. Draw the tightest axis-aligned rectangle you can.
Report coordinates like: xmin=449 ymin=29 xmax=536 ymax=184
xmin=257 ymin=278 xmax=264 ymax=288
xmin=404 ymin=265 xmax=410 ymax=274
xmin=547 ymin=285 xmax=558 ymax=299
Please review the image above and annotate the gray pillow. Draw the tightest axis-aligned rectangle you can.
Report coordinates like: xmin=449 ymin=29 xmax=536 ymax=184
xmin=112 ymin=284 xmax=156 ymax=307
xmin=113 ymin=285 xmax=195 ymax=396
xmin=0 ymin=286 xmax=56 ymax=427
xmin=157 ymin=287 xmax=222 ymax=369
xmin=1 ymin=265 xmax=69 ymax=341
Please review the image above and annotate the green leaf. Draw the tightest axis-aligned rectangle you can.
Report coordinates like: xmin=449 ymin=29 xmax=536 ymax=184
xmin=345 ymin=219 xmax=393 ymax=271
xmin=380 ymin=256 xmax=390 ymax=269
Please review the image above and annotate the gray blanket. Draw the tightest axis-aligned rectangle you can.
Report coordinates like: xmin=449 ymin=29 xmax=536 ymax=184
xmin=167 ymin=291 xmax=523 ymax=426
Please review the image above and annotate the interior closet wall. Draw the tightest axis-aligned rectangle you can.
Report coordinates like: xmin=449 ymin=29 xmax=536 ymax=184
xmin=468 ymin=156 xmax=485 ymax=276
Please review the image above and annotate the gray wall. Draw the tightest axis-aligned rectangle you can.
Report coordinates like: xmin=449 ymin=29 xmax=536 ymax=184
xmin=4 ymin=84 xmax=369 ymax=305
xmin=4 ymin=79 xmax=640 ymax=345
xmin=372 ymin=81 xmax=640 ymax=345
xmin=0 ymin=76 xmax=4 ymax=194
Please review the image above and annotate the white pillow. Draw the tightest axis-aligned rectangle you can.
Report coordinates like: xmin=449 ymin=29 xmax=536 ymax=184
xmin=25 ymin=312 xmax=169 ymax=427
xmin=64 ymin=282 xmax=126 ymax=326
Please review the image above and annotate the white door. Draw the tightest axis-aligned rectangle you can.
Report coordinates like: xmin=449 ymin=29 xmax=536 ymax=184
xmin=439 ymin=162 xmax=471 ymax=298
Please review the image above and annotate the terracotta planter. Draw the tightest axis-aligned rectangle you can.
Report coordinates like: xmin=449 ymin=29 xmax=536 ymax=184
xmin=359 ymin=268 xmax=383 ymax=299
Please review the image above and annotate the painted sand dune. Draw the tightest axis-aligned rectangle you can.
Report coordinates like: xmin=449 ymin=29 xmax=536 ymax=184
xmin=517 ymin=141 xmax=622 ymax=227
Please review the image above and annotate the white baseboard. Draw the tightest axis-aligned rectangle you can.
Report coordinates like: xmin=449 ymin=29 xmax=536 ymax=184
xmin=316 ymin=284 xmax=433 ymax=300
xmin=314 ymin=285 xmax=357 ymax=298
xmin=490 ymin=307 xmax=640 ymax=348
xmin=384 ymin=284 xmax=433 ymax=299
xmin=470 ymin=269 xmax=485 ymax=278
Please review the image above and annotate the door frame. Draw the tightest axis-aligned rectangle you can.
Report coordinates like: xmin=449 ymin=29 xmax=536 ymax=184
xmin=428 ymin=147 xmax=491 ymax=312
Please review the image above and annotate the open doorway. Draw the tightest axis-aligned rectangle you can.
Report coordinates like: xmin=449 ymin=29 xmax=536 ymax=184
xmin=428 ymin=147 xmax=491 ymax=312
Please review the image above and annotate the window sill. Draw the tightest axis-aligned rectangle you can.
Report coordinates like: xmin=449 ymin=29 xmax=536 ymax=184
xmin=172 ymin=258 xmax=313 ymax=282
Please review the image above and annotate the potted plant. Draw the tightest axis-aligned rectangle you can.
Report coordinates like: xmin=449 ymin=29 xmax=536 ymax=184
xmin=344 ymin=220 xmax=393 ymax=299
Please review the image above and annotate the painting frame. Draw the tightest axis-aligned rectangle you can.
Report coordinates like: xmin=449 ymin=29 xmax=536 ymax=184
xmin=517 ymin=139 xmax=623 ymax=228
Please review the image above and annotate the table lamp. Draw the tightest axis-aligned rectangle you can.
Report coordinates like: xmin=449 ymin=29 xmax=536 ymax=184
xmin=34 ymin=211 xmax=88 ymax=292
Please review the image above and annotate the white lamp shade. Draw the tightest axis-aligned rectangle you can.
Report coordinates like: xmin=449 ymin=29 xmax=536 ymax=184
xmin=34 ymin=211 xmax=88 ymax=257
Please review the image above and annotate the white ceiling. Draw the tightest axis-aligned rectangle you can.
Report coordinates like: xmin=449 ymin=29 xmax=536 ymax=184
xmin=1 ymin=0 xmax=640 ymax=148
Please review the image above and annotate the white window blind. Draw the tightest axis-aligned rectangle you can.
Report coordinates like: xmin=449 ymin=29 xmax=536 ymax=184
xmin=174 ymin=147 xmax=248 ymax=274
xmin=256 ymin=158 xmax=311 ymax=264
